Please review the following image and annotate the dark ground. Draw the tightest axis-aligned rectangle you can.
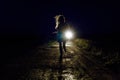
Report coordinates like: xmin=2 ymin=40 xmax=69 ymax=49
xmin=0 ymin=33 xmax=120 ymax=80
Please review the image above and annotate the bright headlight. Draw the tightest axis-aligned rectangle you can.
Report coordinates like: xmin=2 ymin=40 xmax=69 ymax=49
xmin=65 ymin=30 xmax=73 ymax=39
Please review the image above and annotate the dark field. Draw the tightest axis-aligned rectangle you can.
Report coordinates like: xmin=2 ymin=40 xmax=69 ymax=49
xmin=0 ymin=33 xmax=120 ymax=80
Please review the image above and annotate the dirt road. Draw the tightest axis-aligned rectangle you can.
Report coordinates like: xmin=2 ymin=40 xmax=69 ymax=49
xmin=1 ymin=40 xmax=115 ymax=80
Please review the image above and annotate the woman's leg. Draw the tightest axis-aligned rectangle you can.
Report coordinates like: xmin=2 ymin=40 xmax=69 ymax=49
xmin=59 ymin=42 xmax=63 ymax=60
xmin=63 ymin=41 xmax=66 ymax=52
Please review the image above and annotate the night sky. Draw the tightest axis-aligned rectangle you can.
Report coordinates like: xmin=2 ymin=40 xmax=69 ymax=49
xmin=0 ymin=1 xmax=119 ymax=36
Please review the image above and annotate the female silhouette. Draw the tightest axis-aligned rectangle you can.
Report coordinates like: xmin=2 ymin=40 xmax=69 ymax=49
xmin=54 ymin=15 xmax=68 ymax=54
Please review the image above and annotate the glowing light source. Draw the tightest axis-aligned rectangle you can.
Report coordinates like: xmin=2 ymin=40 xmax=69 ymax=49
xmin=64 ymin=30 xmax=73 ymax=40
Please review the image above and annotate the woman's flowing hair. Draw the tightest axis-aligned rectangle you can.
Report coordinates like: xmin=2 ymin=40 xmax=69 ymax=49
xmin=54 ymin=15 xmax=65 ymax=29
